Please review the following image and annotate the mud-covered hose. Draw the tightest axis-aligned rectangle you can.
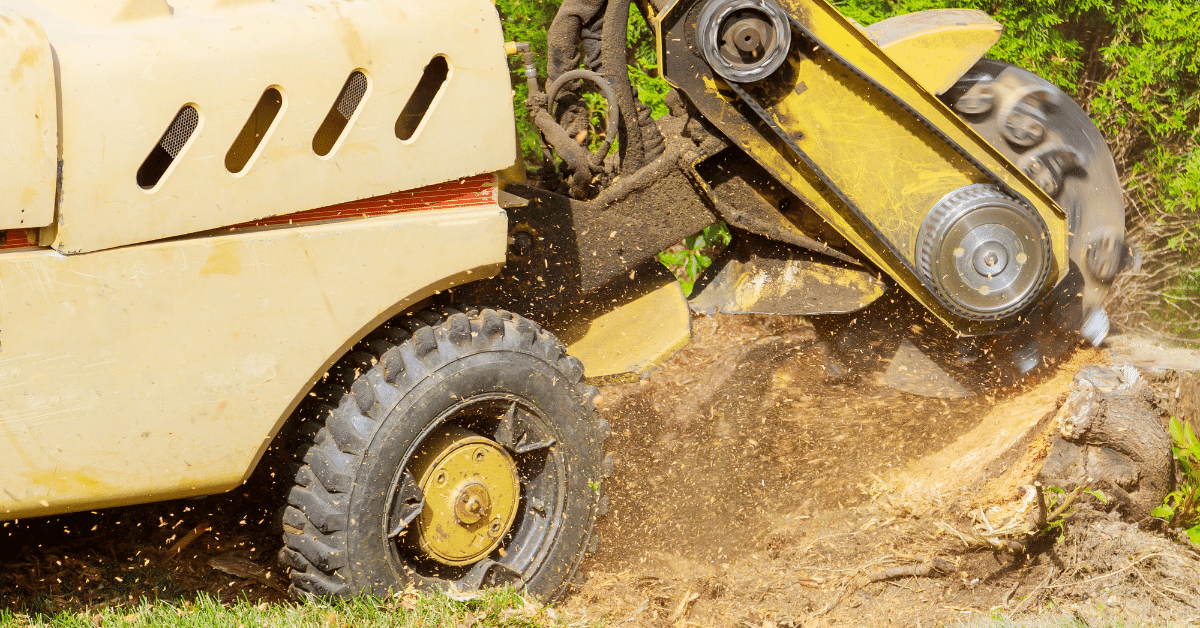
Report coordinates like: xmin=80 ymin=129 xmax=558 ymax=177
xmin=532 ymin=69 xmax=621 ymax=198
xmin=547 ymin=0 xmax=607 ymax=82
xmin=531 ymin=107 xmax=594 ymax=197
xmin=545 ymin=0 xmax=607 ymax=163
xmin=600 ymin=0 xmax=664 ymax=171
xmin=547 ymin=0 xmax=664 ymax=174
xmin=546 ymin=69 xmax=620 ymax=163
xmin=600 ymin=0 xmax=643 ymax=168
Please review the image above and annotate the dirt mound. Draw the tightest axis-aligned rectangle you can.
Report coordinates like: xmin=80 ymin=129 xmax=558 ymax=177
xmin=586 ymin=314 xmax=990 ymax=570
xmin=565 ymin=317 xmax=1200 ymax=627
xmin=1045 ymin=509 xmax=1200 ymax=622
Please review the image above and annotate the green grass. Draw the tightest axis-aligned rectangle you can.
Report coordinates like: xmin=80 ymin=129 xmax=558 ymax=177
xmin=0 ymin=586 xmax=600 ymax=628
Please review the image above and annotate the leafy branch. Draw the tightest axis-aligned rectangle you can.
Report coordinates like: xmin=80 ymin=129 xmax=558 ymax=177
xmin=657 ymin=222 xmax=733 ymax=296
xmin=1151 ymin=417 xmax=1200 ymax=544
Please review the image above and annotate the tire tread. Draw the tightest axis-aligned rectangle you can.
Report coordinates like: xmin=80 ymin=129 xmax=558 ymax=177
xmin=279 ymin=307 xmax=609 ymax=600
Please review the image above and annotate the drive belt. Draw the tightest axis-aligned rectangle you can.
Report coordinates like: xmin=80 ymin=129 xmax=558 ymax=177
xmin=721 ymin=13 xmax=1056 ymax=322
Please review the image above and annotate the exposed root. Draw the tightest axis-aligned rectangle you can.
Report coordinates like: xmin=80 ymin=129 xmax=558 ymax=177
xmin=934 ymin=521 xmax=1027 ymax=554
xmin=813 ymin=556 xmax=954 ymax=616
xmin=863 ymin=558 xmax=954 ymax=583
xmin=1042 ymin=552 xmax=1169 ymax=590
xmin=1011 ymin=567 xmax=1056 ymax=613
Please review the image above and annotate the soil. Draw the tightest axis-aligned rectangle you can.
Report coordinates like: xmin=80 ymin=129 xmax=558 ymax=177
xmin=2 ymin=314 xmax=1198 ymax=626
xmin=564 ymin=315 xmax=1200 ymax=627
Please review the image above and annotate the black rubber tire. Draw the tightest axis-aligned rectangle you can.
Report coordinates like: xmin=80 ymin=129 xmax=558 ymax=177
xmin=278 ymin=307 xmax=609 ymax=601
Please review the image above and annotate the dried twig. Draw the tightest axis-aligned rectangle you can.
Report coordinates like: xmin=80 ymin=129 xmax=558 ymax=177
xmin=863 ymin=558 xmax=954 ymax=583
xmin=668 ymin=588 xmax=699 ymax=626
xmin=162 ymin=521 xmax=211 ymax=563
xmin=811 ymin=555 xmax=939 ymax=617
xmin=811 ymin=578 xmax=855 ymax=617
xmin=1001 ymin=581 xmax=1021 ymax=609
xmin=1012 ymin=567 xmax=1056 ymax=613
xmin=1042 ymin=552 xmax=1167 ymax=589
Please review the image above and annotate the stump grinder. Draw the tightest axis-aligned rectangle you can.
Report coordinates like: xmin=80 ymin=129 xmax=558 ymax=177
xmin=0 ymin=0 xmax=1130 ymax=603
xmin=481 ymin=0 xmax=1133 ymax=398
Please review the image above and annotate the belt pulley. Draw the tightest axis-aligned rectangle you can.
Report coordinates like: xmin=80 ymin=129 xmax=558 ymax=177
xmin=693 ymin=0 xmax=1057 ymax=324
xmin=916 ymin=184 xmax=1052 ymax=321
xmin=697 ymin=0 xmax=792 ymax=82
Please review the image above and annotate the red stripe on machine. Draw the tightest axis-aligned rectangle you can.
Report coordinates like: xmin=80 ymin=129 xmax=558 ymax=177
xmin=0 ymin=229 xmax=36 ymax=250
xmin=232 ymin=174 xmax=496 ymax=230
xmin=0 ymin=175 xmax=496 ymax=249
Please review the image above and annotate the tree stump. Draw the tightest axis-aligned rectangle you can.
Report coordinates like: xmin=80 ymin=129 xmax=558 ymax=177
xmin=1036 ymin=364 xmax=1174 ymax=521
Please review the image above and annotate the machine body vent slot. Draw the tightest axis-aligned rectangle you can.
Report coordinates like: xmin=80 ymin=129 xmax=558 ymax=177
xmin=226 ymin=87 xmax=285 ymax=175
xmin=313 ymin=71 xmax=370 ymax=157
xmin=137 ymin=105 xmax=200 ymax=190
xmin=395 ymin=56 xmax=450 ymax=141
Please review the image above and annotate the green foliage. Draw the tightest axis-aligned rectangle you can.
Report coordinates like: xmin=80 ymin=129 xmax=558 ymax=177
xmin=494 ymin=0 xmax=562 ymax=164
xmin=1038 ymin=486 xmax=1082 ymax=536
xmin=1151 ymin=417 xmax=1200 ymax=544
xmin=1082 ymin=487 xmax=1109 ymax=505
xmin=580 ymin=91 xmax=615 ymax=152
xmin=626 ymin=6 xmax=672 ymax=119
xmin=1039 ymin=487 xmax=1071 ymax=536
xmin=1090 ymin=3 xmax=1200 ymax=324
xmin=1031 ymin=485 xmax=1103 ymax=539
xmin=495 ymin=0 xmax=670 ymax=164
xmin=657 ymin=222 xmax=733 ymax=296
xmin=1090 ymin=2 xmax=1200 ymax=139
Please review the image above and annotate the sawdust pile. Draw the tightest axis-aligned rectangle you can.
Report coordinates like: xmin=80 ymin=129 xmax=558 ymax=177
xmin=566 ymin=315 xmax=1200 ymax=627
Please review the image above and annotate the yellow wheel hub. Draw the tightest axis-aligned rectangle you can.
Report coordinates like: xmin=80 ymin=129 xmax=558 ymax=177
xmin=407 ymin=425 xmax=520 ymax=566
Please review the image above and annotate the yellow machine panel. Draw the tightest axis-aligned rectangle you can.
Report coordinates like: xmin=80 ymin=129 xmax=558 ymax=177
xmin=2 ymin=0 xmax=515 ymax=254
xmin=0 ymin=205 xmax=506 ymax=520
xmin=0 ymin=9 xmax=57 ymax=230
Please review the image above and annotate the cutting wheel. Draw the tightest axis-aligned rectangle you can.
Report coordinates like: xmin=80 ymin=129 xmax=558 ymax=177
xmin=815 ymin=59 xmax=1128 ymax=393
xmin=943 ymin=59 xmax=1127 ymax=351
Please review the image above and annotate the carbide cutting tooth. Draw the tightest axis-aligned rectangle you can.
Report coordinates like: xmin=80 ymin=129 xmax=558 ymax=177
xmin=1080 ymin=309 xmax=1111 ymax=347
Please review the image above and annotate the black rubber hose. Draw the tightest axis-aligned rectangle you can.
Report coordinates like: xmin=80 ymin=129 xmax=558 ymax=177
xmin=546 ymin=69 xmax=620 ymax=163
